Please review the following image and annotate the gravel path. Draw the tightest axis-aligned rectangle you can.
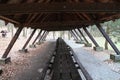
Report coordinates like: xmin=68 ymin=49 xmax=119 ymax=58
xmin=0 ymin=41 xmax=56 ymax=80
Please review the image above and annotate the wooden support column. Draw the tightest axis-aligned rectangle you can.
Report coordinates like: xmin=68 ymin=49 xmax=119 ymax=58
xmin=70 ymin=30 xmax=79 ymax=41
xmin=77 ymin=28 xmax=89 ymax=44
xmin=41 ymin=31 xmax=48 ymax=41
xmin=22 ymin=29 xmax=37 ymax=50
xmin=96 ymin=23 xmax=120 ymax=55
xmin=32 ymin=30 xmax=42 ymax=45
xmin=2 ymin=27 xmax=23 ymax=58
xmin=83 ymin=27 xmax=99 ymax=47
xmin=38 ymin=31 xmax=46 ymax=42
xmin=69 ymin=31 xmax=77 ymax=41
xmin=73 ymin=29 xmax=83 ymax=41
xmin=42 ymin=32 xmax=49 ymax=41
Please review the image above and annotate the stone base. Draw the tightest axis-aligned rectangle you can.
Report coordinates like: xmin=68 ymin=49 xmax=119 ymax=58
xmin=0 ymin=57 xmax=11 ymax=64
xmin=36 ymin=42 xmax=43 ymax=45
xmin=19 ymin=49 xmax=28 ymax=53
xmin=76 ymin=41 xmax=85 ymax=44
xmin=93 ymin=47 xmax=103 ymax=51
xmin=29 ymin=44 xmax=36 ymax=48
xmin=84 ymin=43 xmax=92 ymax=47
xmin=110 ymin=54 xmax=120 ymax=62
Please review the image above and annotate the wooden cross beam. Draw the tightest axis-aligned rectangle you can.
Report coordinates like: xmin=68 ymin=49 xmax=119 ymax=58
xmin=25 ymin=21 xmax=96 ymax=28
xmin=0 ymin=3 xmax=120 ymax=15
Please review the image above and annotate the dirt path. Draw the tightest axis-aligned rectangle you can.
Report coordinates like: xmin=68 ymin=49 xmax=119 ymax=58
xmin=0 ymin=41 xmax=56 ymax=80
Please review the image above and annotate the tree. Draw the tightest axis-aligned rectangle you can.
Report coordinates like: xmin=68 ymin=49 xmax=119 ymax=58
xmin=102 ymin=19 xmax=120 ymax=50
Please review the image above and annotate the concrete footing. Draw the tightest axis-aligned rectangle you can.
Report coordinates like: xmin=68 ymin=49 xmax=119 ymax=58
xmin=110 ymin=54 xmax=120 ymax=62
xmin=84 ymin=43 xmax=92 ymax=47
xmin=0 ymin=57 xmax=11 ymax=64
xmin=36 ymin=42 xmax=44 ymax=45
xmin=93 ymin=46 xmax=103 ymax=51
xmin=76 ymin=41 xmax=85 ymax=44
xmin=19 ymin=49 xmax=28 ymax=53
xmin=29 ymin=44 xmax=36 ymax=48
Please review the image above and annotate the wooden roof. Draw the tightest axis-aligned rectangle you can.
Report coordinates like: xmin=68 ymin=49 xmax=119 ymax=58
xmin=0 ymin=0 xmax=120 ymax=31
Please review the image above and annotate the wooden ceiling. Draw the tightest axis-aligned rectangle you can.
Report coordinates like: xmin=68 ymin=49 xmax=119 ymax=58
xmin=0 ymin=0 xmax=120 ymax=31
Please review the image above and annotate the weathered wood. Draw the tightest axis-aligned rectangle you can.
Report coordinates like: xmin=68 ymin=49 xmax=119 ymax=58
xmin=51 ymin=38 xmax=82 ymax=80
xmin=2 ymin=27 xmax=23 ymax=58
xmin=83 ymin=27 xmax=99 ymax=47
xmin=0 ymin=16 xmax=20 ymax=25
xmin=71 ymin=30 xmax=79 ymax=41
xmin=42 ymin=32 xmax=49 ymax=41
xmin=96 ymin=23 xmax=120 ymax=55
xmin=22 ymin=29 xmax=37 ymax=50
xmin=32 ymin=30 xmax=42 ymax=45
xmin=77 ymin=28 xmax=89 ymax=44
xmin=0 ymin=3 xmax=120 ymax=15
xmin=69 ymin=31 xmax=78 ymax=41
xmin=73 ymin=29 xmax=83 ymax=41
xmin=38 ymin=31 xmax=46 ymax=42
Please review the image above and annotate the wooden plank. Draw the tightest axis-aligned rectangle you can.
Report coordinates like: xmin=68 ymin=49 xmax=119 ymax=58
xmin=0 ymin=3 xmax=120 ymax=15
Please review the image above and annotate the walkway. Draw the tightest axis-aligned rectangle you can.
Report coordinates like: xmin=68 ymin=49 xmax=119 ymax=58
xmin=66 ymin=40 xmax=120 ymax=80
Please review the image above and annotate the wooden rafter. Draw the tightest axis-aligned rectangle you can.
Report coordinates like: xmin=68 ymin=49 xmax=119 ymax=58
xmin=0 ymin=16 xmax=20 ymax=24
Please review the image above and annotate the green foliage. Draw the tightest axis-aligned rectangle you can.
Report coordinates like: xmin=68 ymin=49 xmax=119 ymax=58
xmin=102 ymin=19 xmax=120 ymax=42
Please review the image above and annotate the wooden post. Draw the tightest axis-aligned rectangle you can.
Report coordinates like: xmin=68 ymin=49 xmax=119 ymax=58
xmin=42 ymin=32 xmax=49 ymax=41
xmin=96 ymin=23 xmax=120 ymax=55
xmin=38 ymin=31 xmax=46 ymax=42
xmin=83 ymin=27 xmax=99 ymax=47
xmin=22 ymin=29 xmax=37 ymax=50
xmin=73 ymin=29 xmax=83 ymax=41
xmin=77 ymin=28 xmax=89 ymax=44
xmin=70 ymin=30 xmax=79 ymax=41
xmin=32 ymin=29 xmax=42 ymax=45
xmin=69 ymin=31 xmax=77 ymax=41
xmin=2 ymin=27 xmax=23 ymax=58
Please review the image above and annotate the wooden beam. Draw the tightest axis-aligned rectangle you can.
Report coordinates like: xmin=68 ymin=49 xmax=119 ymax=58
xmin=0 ymin=3 xmax=120 ymax=15
xmin=22 ymin=29 xmax=37 ymax=50
xmin=96 ymin=23 xmax=120 ymax=55
xmin=26 ymin=21 xmax=95 ymax=28
xmin=83 ymin=27 xmax=99 ymax=47
xmin=73 ymin=29 xmax=83 ymax=40
xmin=32 ymin=29 xmax=42 ymax=45
xmin=2 ymin=27 xmax=23 ymax=58
xmin=0 ymin=16 xmax=20 ymax=24
xmin=77 ymin=28 xmax=89 ymax=44
xmin=38 ymin=31 xmax=46 ymax=42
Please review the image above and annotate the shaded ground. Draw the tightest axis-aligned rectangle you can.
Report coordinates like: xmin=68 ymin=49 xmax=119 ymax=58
xmin=0 ymin=41 xmax=56 ymax=80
